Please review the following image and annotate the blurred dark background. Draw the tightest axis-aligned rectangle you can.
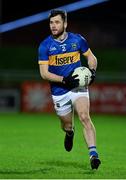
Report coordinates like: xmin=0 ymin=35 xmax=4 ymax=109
xmin=0 ymin=0 xmax=126 ymax=113
xmin=1 ymin=0 xmax=126 ymax=48
xmin=1 ymin=0 xmax=126 ymax=74
xmin=1 ymin=0 xmax=126 ymax=70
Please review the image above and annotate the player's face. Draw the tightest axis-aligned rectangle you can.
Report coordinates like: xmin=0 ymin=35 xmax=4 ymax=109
xmin=49 ymin=15 xmax=67 ymax=37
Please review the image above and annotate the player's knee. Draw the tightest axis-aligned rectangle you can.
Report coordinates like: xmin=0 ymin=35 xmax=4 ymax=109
xmin=79 ymin=111 xmax=91 ymax=128
xmin=78 ymin=111 xmax=89 ymax=121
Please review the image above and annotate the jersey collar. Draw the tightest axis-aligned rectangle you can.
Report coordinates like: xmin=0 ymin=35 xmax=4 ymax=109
xmin=52 ymin=32 xmax=68 ymax=43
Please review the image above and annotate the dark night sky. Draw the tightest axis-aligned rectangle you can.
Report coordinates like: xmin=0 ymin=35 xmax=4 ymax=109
xmin=2 ymin=0 xmax=126 ymax=24
xmin=1 ymin=0 xmax=126 ymax=48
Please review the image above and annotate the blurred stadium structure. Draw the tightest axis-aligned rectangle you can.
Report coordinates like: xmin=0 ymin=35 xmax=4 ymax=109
xmin=0 ymin=0 xmax=126 ymax=113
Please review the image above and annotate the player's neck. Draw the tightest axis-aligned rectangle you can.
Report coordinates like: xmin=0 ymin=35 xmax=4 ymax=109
xmin=54 ymin=32 xmax=67 ymax=41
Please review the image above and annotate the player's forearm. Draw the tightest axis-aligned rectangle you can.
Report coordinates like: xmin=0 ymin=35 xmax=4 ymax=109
xmin=41 ymin=71 xmax=63 ymax=83
xmin=88 ymin=56 xmax=97 ymax=70
xmin=84 ymin=49 xmax=97 ymax=70
xmin=39 ymin=64 xmax=63 ymax=83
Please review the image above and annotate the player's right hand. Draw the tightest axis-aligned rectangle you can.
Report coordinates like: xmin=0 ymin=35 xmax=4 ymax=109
xmin=89 ymin=68 xmax=96 ymax=85
xmin=62 ymin=72 xmax=79 ymax=89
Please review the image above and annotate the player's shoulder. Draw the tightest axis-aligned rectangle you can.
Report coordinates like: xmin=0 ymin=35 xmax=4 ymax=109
xmin=39 ymin=35 xmax=52 ymax=48
xmin=68 ymin=32 xmax=86 ymax=41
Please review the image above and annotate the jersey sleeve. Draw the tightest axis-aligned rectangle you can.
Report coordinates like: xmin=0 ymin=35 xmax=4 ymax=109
xmin=38 ymin=42 xmax=49 ymax=65
xmin=77 ymin=34 xmax=90 ymax=55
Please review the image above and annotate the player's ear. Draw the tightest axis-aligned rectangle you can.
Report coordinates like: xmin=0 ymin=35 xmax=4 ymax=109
xmin=64 ymin=21 xmax=67 ymax=29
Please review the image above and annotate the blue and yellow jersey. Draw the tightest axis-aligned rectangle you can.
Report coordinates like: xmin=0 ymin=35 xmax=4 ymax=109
xmin=38 ymin=32 xmax=89 ymax=95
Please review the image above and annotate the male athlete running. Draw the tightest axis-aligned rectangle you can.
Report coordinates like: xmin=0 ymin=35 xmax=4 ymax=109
xmin=38 ymin=9 xmax=101 ymax=169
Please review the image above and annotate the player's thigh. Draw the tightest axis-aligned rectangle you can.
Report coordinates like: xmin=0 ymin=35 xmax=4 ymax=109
xmin=70 ymin=88 xmax=90 ymax=115
xmin=73 ymin=96 xmax=90 ymax=116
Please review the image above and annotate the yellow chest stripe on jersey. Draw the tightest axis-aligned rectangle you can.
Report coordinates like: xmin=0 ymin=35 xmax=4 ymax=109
xmin=49 ymin=51 xmax=80 ymax=66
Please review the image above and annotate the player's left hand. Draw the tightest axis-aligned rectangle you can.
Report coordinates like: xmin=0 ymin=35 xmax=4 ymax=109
xmin=89 ymin=69 xmax=96 ymax=85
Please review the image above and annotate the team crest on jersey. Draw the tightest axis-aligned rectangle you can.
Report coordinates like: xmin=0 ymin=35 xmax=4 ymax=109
xmin=71 ymin=43 xmax=77 ymax=49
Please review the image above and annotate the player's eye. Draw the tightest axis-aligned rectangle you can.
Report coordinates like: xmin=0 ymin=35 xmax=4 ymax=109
xmin=55 ymin=21 xmax=60 ymax=24
xmin=50 ymin=21 xmax=53 ymax=25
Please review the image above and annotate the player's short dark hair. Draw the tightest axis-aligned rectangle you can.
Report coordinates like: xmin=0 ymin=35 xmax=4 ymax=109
xmin=49 ymin=9 xmax=67 ymax=22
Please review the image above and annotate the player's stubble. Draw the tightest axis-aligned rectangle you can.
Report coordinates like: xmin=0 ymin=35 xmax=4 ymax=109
xmin=51 ymin=26 xmax=65 ymax=39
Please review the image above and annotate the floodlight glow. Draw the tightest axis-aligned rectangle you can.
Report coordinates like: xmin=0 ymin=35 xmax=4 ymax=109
xmin=0 ymin=0 xmax=109 ymax=33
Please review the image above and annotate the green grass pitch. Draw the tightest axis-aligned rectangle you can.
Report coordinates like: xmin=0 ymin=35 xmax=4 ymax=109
xmin=0 ymin=113 xmax=126 ymax=179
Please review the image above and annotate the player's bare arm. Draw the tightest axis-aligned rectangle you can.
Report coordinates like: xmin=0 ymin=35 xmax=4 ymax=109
xmin=83 ymin=48 xmax=97 ymax=84
xmin=39 ymin=64 xmax=63 ymax=82
xmin=39 ymin=64 xmax=79 ymax=88
xmin=83 ymin=48 xmax=97 ymax=70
